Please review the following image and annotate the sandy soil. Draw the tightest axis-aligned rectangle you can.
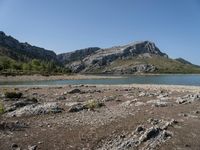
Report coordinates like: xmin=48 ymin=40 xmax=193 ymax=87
xmin=0 ymin=84 xmax=200 ymax=150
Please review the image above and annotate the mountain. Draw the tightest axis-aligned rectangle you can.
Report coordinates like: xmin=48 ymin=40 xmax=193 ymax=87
xmin=0 ymin=31 xmax=57 ymax=62
xmin=57 ymin=47 xmax=101 ymax=64
xmin=0 ymin=31 xmax=200 ymax=74
xmin=59 ymin=41 xmax=200 ymax=74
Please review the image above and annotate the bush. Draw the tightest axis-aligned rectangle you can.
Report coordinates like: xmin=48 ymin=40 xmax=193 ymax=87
xmin=0 ymin=103 xmax=4 ymax=114
xmin=85 ymin=99 xmax=104 ymax=110
xmin=4 ymin=92 xmax=23 ymax=99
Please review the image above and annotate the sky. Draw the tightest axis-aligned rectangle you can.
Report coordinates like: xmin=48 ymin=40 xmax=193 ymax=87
xmin=0 ymin=0 xmax=200 ymax=65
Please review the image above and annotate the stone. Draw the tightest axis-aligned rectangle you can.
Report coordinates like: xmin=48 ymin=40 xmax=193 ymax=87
xmin=68 ymin=103 xmax=86 ymax=112
xmin=176 ymin=97 xmax=187 ymax=104
xmin=139 ymin=127 xmax=160 ymax=142
xmin=154 ymin=101 xmax=169 ymax=107
xmin=139 ymin=92 xmax=146 ymax=97
xmin=11 ymin=143 xmax=20 ymax=150
xmin=6 ymin=103 xmax=63 ymax=117
xmin=135 ymin=125 xmax=145 ymax=133
xmin=28 ymin=145 xmax=37 ymax=150
xmin=56 ymin=96 xmax=66 ymax=101
xmin=121 ymin=100 xmax=135 ymax=107
xmin=135 ymin=102 xmax=145 ymax=107
xmin=147 ymin=100 xmax=169 ymax=107
xmin=68 ymin=89 xmax=81 ymax=94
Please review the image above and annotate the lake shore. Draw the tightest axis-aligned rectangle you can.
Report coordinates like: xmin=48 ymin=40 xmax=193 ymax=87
xmin=0 ymin=74 xmax=125 ymax=82
xmin=1 ymin=83 xmax=200 ymax=149
xmin=1 ymin=73 xmax=200 ymax=82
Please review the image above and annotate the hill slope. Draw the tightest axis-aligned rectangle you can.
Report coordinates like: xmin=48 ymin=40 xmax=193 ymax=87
xmin=59 ymin=41 xmax=200 ymax=74
xmin=0 ymin=31 xmax=199 ymax=74
xmin=0 ymin=32 xmax=68 ymax=75
xmin=0 ymin=31 xmax=57 ymax=62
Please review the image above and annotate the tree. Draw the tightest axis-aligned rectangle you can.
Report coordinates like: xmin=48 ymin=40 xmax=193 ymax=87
xmin=0 ymin=57 xmax=11 ymax=70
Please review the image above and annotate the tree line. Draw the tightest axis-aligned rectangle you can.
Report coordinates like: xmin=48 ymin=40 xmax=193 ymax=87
xmin=0 ymin=57 xmax=71 ymax=75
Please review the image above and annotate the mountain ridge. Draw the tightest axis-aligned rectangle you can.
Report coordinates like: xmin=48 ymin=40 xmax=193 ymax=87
xmin=0 ymin=31 xmax=200 ymax=74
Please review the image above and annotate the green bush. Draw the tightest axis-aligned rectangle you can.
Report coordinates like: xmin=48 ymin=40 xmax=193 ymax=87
xmin=0 ymin=103 xmax=4 ymax=114
xmin=85 ymin=99 xmax=104 ymax=110
xmin=4 ymin=92 xmax=23 ymax=99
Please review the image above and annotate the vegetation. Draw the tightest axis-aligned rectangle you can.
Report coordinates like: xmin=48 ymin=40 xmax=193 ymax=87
xmin=106 ymin=55 xmax=200 ymax=74
xmin=4 ymin=91 xmax=23 ymax=99
xmin=0 ymin=102 xmax=4 ymax=114
xmin=85 ymin=99 xmax=105 ymax=110
xmin=0 ymin=56 xmax=71 ymax=75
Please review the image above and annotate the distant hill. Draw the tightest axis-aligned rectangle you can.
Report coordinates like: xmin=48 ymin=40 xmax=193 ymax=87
xmin=0 ymin=31 xmax=200 ymax=75
xmin=0 ymin=31 xmax=67 ymax=75
xmin=59 ymin=41 xmax=200 ymax=74
xmin=0 ymin=31 xmax=57 ymax=62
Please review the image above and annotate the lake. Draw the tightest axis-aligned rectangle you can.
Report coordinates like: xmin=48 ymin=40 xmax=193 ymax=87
xmin=1 ymin=74 xmax=200 ymax=87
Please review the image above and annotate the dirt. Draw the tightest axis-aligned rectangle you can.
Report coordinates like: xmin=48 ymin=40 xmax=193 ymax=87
xmin=0 ymin=84 xmax=200 ymax=150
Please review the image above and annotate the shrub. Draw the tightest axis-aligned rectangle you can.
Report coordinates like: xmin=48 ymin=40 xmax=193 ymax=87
xmin=0 ymin=102 xmax=4 ymax=114
xmin=85 ymin=99 xmax=104 ymax=110
xmin=4 ymin=92 xmax=23 ymax=99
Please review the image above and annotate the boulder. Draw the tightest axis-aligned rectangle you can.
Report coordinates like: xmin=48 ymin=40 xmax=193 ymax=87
xmin=6 ymin=103 xmax=63 ymax=117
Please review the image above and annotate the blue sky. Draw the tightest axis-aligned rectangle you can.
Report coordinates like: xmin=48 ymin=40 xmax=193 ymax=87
xmin=0 ymin=0 xmax=200 ymax=65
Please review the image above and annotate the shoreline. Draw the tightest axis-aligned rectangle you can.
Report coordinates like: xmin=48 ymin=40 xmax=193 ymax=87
xmin=1 ymin=84 xmax=200 ymax=92
xmin=1 ymin=73 xmax=200 ymax=82
xmin=0 ymin=74 xmax=124 ymax=82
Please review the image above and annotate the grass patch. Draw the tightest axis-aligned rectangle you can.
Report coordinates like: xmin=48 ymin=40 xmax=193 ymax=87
xmin=0 ymin=102 xmax=4 ymax=114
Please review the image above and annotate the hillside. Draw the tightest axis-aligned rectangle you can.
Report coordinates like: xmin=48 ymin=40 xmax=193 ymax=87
xmin=0 ymin=31 xmax=57 ymax=62
xmin=60 ymin=41 xmax=200 ymax=74
xmin=0 ymin=32 xmax=68 ymax=75
xmin=0 ymin=31 xmax=200 ymax=75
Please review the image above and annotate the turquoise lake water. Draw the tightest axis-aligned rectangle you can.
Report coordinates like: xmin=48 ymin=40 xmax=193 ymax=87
xmin=1 ymin=75 xmax=200 ymax=87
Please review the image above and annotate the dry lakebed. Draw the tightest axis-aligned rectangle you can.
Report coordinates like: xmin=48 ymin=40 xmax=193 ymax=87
xmin=0 ymin=83 xmax=200 ymax=150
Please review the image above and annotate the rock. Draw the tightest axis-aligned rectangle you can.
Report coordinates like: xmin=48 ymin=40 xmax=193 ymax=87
xmin=65 ymin=102 xmax=81 ymax=107
xmin=161 ymin=119 xmax=178 ymax=130
xmin=135 ymin=102 xmax=145 ymax=107
xmin=28 ymin=145 xmax=37 ymax=150
xmin=0 ymin=121 xmax=28 ymax=131
xmin=139 ymin=127 xmax=160 ymax=142
xmin=147 ymin=100 xmax=169 ymax=107
xmin=135 ymin=125 xmax=145 ymax=133
xmin=102 ymin=96 xmax=115 ymax=102
xmin=6 ymin=103 xmax=63 ymax=117
xmin=4 ymin=92 xmax=23 ymax=99
xmin=13 ymin=98 xmax=38 ymax=108
xmin=176 ymin=97 xmax=187 ymax=104
xmin=154 ymin=101 xmax=169 ymax=107
xmin=68 ymin=89 xmax=82 ymax=94
xmin=68 ymin=103 xmax=86 ymax=112
xmin=157 ymin=93 xmax=168 ymax=99
xmin=121 ymin=100 xmax=135 ymax=107
xmin=11 ymin=143 xmax=20 ymax=150
xmin=138 ymin=92 xmax=146 ymax=97
xmin=56 ymin=96 xmax=66 ymax=101
xmin=147 ymin=118 xmax=160 ymax=125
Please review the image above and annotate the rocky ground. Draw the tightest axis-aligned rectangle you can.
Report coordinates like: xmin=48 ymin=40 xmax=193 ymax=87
xmin=0 ymin=84 xmax=200 ymax=150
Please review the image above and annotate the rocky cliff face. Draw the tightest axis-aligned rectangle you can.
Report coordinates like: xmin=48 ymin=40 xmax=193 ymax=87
xmin=62 ymin=41 xmax=168 ymax=73
xmin=57 ymin=47 xmax=100 ymax=64
xmin=0 ymin=31 xmax=57 ymax=62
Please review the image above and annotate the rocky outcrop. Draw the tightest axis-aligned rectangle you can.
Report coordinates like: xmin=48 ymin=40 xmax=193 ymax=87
xmin=103 ymin=64 xmax=157 ymax=74
xmin=57 ymin=47 xmax=100 ymax=64
xmin=62 ymin=41 xmax=168 ymax=73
